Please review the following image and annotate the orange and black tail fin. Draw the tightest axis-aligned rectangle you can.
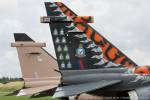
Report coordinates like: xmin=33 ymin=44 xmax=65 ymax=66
xmin=40 ymin=2 xmax=127 ymax=70
xmin=52 ymin=2 xmax=138 ymax=68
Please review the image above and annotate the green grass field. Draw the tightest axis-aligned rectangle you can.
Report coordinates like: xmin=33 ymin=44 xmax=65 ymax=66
xmin=0 ymin=81 xmax=58 ymax=100
xmin=0 ymin=81 xmax=23 ymax=96
xmin=0 ymin=96 xmax=57 ymax=100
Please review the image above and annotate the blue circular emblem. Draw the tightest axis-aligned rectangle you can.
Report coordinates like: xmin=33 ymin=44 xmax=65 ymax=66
xmin=76 ymin=44 xmax=86 ymax=58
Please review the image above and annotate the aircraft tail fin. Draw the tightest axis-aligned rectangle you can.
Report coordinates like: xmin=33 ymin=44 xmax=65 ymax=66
xmin=39 ymin=2 xmax=129 ymax=70
xmin=11 ymin=33 xmax=60 ymax=90
xmin=52 ymin=2 xmax=138 ymax=68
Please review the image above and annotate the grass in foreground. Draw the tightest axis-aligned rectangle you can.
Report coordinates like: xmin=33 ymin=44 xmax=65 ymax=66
xmin=0 ymin=96 xmax=58 ymax=100
xmin=0 ymin=81 xmax=23 ymax=96
xmin=0 ymin=81 xmax=58 ymax=100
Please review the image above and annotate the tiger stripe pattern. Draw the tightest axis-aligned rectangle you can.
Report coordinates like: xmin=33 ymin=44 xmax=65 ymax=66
xmin=54 ymin=2 xmax=137 ymax=68
xmin=73 ymin=16 xmax=94 ymax=23
xmin=45 ymin=2 xmax=122 ymax=69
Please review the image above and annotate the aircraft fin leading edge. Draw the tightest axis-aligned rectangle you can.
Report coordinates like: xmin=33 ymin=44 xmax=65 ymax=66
xmin=53 ymin=2 xmax=138 ymax=68
xmin=11 ymin=33 xmax=61 ymax=96
xmin=42 ymin=2 xmax=127 ymax=70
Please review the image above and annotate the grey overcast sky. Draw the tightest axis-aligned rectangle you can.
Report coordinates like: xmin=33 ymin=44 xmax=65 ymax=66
xmin=0 ymin=0 xmax=150 ymax=78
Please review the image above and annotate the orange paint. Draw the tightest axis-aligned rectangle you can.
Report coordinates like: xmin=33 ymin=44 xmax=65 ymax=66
xmin=86 ymin=27 xmax=92 ymax=38
xmin=94 ymin=33 xmax=103 ymax=42
xmin=73 ymin=16 xmax=93 ymax=23
xmin=135 ymin=66 xmax=150 ymax=74
xmin=61 ymin=7 xmax=67 ymax=12
xmin=100 ymin=43 xmax=121 ymax=63
xmin=114 ymin=57 xmax=124 ymax=64
xmin=55 ymin=2 xmax=137 ymax=67
xmin=83 ymin=16 xmax=90 ymax=20
xmin=107 ymin=48 xmax=118 ymax=60
xmin=124 ymin=62 xmax=132 ymax=68
xmin=76 ymin=24 xmax=86 ymax=31
xmin=130 ymin=64 xmax=134 ymax=67
xmin=65 ymin=11 xmax=71 ymax=16
xmin=101 ymin=43 xmax=109 ymax=55
xmin=74 ymin=17 xmax=82 ymax=23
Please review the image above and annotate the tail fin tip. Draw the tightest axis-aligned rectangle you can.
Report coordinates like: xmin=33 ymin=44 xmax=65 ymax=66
xmin=14 ymin=33 xmax=33 ymax=42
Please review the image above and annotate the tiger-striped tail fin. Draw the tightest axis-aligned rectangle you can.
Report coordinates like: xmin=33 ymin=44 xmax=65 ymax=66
xmin=53 ymin=2 xmax=138 ymax=68
xmin=40 ymin=2 xmax=130 ymax=70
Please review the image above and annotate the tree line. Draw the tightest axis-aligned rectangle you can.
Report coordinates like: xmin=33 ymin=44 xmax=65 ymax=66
xmin=0 ymin=77 xmax=23 ymax=84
